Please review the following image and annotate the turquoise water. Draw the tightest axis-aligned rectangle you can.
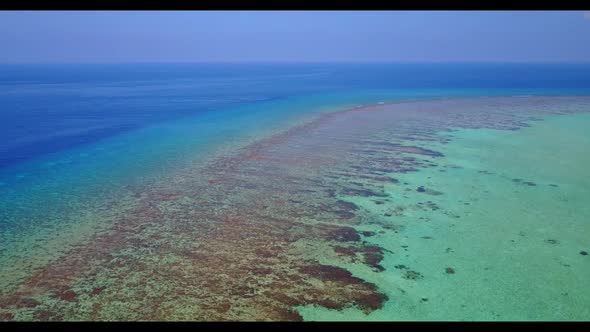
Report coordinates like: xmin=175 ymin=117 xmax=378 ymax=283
xmin=297 ymin=112 xmax=590 ymax=320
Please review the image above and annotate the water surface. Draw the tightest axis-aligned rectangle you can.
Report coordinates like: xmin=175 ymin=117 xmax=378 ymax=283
xmin=1 ymin=64 xmax=590 ymax=320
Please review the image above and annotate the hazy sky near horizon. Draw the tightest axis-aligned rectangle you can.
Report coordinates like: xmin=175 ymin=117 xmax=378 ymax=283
xmin=0 ymin=11 xmax=589 ymax=63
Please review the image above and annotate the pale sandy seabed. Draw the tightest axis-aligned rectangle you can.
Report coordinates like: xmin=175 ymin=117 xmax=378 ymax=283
xmin=0 ymin=96 xmax=589 ymax=321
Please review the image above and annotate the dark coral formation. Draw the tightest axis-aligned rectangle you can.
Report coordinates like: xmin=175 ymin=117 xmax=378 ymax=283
xmin=512 ymin=178 xmax=537 ymax=186
xmin=326 ymin=227 xmax=361 ymax=242
xmin=0 ymin=312 xmax=14 ymax=321
xmin=403 ymin=270 xmax=423 ymax=280
xmin=333 ymin=246 xmax=358 ymax=258
xmin=362 ymin=245 xmax=386 ymax=272
xmin=90 ymin=287 xmax=106 ymax=296
xmin=335 ymin=200 xmax=360 ymax=211
xmin=55 ymin=290 xmax=78 ymax=302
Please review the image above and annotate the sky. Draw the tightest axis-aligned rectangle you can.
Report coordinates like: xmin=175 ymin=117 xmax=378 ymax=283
xmin=0 ymin=11 xmax=589 ymax=63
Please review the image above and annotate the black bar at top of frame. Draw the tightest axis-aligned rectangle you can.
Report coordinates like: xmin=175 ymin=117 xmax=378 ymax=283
xmin=1 ymin=0 xmax=589 ymax=11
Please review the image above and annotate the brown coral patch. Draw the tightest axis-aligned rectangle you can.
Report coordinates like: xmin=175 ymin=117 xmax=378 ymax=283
xmin=299 ymin=264 xmax=363 ymax=285
xmin=35 ymin=310 xmax=63 ymax=321
xmin=362 ymin=245 xmax=385 ymax=271
xmin=15 ymin=297 xmax=40 ymax=308
xmin=90 ymin=287 xmax=106 ymax=296
xmin=325 ymin=227 xmax=361 ymax=242
xmin=333 ymin=246 xmax=357 ymax=258
xmin=55 ymin=290 xmax=78 ymax=302
xmin=0 ymin=312 xmax=14 ymax=321
xmin=354 ymin=291 xmax=389 ymax=311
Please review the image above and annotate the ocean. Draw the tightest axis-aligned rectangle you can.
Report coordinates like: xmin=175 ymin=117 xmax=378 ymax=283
xmin=0 ymin=63 xmax=589 ymax=320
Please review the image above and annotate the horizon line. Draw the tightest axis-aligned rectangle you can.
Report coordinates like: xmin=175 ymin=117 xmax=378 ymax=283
xmin=2 ymin=60 xmax=590 ymax=65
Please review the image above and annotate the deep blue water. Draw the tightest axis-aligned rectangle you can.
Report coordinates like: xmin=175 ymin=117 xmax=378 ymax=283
xmin=2 ymin=63 xmax=590 ymax=169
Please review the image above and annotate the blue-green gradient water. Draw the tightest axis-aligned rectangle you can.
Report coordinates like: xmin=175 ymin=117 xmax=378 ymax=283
xmin=1 ymin=64 xmax=590 ymax=320
xmin=1 ymin=63 xmax=590 ymax=248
